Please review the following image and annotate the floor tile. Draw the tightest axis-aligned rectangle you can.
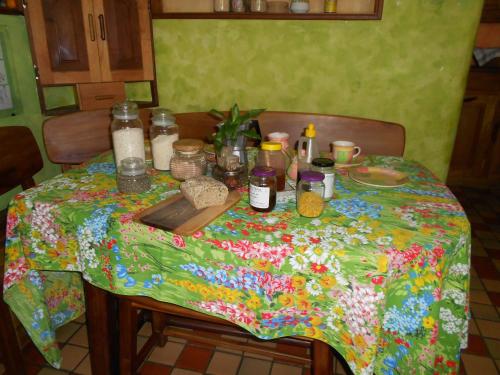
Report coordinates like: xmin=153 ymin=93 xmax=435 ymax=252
xmin=482 ymin=239 xmax=500 ymax=251
xmin=139 ymin=322 xmax=153 ymax=337
xmin=148 ymin=341 xmax=185 ymax=366
xmin=37 ymin=368 xmax=70 ymax=374
xmin=476 ymin=319 xmax=500 ymax=340
xmin=74 ymin=314 xmax=86 ymax=324
xmin=484 ymin=338 xmax=500 ymax=359
xmin=470 ymin=290 xmax=492 ymax=305
xmin=170 ymin=369 xmax=202 ymax=375
xmin=471 ymin=303 xmax=499 ymax=321
xmin=73 ymin=354 xmax=92 ymax=375
xmin=68 ymin=325 xmax=88 ymax=347
xmin=206 ymin=351 xmax=241 ymax=375
xmin=461 ymin=354 xmax=498 ymax=375
xmin=488 ymin=292 xmax=500 ymax=306
xmin=175 ymin=345 xmax=212 ymax=372
xmin=464 ymin=335 xmax=489 ymax=356
xmin=472 ymin=257 xmax=499 ymax=279
xmin=243 ymin=351 xmax=275 ymax=361
xmin=470 ymin=276 xmax=485 ymax=290
xmin=271 ymin=362 xmax=303 ymax=375
xmin=59 ymin=344 xmax=88 ymax=371
xmin=55 ymin=322 xmax=81 ymax=343
xmin=140 ymin=362 xmax=172 ymax=375
xmin=238 ymin=358 xmax=272 ymax=375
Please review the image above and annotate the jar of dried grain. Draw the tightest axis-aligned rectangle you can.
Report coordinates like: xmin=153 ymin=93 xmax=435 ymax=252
xmin=170 ymin=139 xmax=207 ymax=181
xmin=150 ymin=108 xmax=179 ymax=171
xmin=111 ymin=101 xmax=145 ymax=168
xmin=297 ymin=171 xmax=325 ymax=217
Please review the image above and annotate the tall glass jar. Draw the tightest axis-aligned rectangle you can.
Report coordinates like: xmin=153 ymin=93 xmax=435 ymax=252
xmin=297 ymin=171 xmax=325 ymax=217
xmin=150 ymin=108 xmax=179 ymax=171
xmin=249 ymin=166 xmax=277 ymax=213
xmin=255 ymin=141 xmax=286 ymax=191
xmin=311 ymin=158 xmax=335 ymax=201
xmin=170 ymin=139 xmax=207 ymax=181
xmin=111 ymin=101 xmax=145 ymax=167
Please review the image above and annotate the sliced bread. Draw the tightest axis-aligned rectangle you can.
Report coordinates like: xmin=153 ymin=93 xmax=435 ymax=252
xmin=180 ymin=176 xmax=229 ymax=209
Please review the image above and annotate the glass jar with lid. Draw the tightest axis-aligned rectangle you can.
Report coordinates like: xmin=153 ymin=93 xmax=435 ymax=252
xmin=255 ymin=141 xmax=286 ymax=192
xmin=150 ymin=108 xmax=179 ymax=171
xmin=297 ymin=171 xmax=325 ymax=217
xmin=117 ymin=157 xmax=151 ymax=194
xmin=111 ymin=101 xmax=145 ymax=167
xmin=249 ymin=166 xmax=277 ymax=213
xmin=170 ymin=139 xmax=207 ymax=181
xmin=311 ymin=158 xmax=335 ymax=201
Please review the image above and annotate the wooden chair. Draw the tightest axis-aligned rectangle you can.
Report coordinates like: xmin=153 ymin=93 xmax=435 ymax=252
xmin=0 ymin=126 xmax=43 ymax=375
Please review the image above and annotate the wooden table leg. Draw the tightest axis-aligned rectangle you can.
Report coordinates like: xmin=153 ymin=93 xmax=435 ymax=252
xmin=0 ymin=298 xmax=26 ymax=375
xmin=83 ymin=281 xmax=119 ymax=375
xmin=311 ymin=340 xmax=333 ymax=375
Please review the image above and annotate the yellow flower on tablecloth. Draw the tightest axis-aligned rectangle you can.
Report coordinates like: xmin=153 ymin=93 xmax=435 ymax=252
xmin=292 ymin=275 xmax=306 ymax=288
xmin=424 ymin=273 xmax=437 ymax=283
xmin=246 ymin=296 xmax=261 ymax=309
xmin=334 ymin=306 xmax=344 ymax=317
xmin=377 ymin=256 xmax=388 ymax=273
xmin=198 ymin=286 xmax=211 ymax=298
xmin=296 ymin=298 xmax=311 ymax=310
xmin=354 ymin=335 xmax=367 ymax=349
xmin=278 ymin=294 xmax=294 ymax=307
xmin=310 ymin=316 xmax=322 ymax=326
xmin=415 ymin=277 xmax=425 ymax=287
xmin=333 ymin=250 xmax=345 ymax=257
xmin=422 ymin=316 xmax=435 ymax=329
xmin=304 ymin=326 xmax=323 ymax=338
xmin=319 ymin=275 xmax=336 ymax=288
xmin=253 ymin=259 xmax=271 ymax=271
xmin=345 ymin=349 xmax=356 ymax=361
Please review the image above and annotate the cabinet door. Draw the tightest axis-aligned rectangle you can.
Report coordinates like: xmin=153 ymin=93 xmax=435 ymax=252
xmin=486 ymin=101 xmax=500 ymax=183
xmin=26 ymin=0 xmax=101 ymax=84
xmin=94 ymin=0 xmax=154 ymax=82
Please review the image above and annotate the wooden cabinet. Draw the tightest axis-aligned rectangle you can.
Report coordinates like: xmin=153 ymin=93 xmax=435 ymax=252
xmin=447 ymin=70 xmax=500 ymax=187
xmin=26 ymin=0 xmax=154 ymax=85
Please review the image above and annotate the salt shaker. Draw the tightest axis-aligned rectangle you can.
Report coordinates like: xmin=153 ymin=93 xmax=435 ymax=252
xmin=150 ymin=108 xmax=179 ymax=171
xmin=111 ymin=101 xmax=145 ymax=168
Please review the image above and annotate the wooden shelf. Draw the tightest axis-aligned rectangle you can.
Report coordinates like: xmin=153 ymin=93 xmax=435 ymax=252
xmin=152 ymin=11 xmax=382 ymax=20
xmin=0 ymin=6 xmax=23 ymax=15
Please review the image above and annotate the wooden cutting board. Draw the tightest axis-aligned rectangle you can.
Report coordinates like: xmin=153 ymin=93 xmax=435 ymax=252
xmin=138 ymin=190 xmax=241 ymax=236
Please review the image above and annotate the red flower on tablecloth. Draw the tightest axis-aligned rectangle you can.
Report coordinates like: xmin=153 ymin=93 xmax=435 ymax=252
xmin=3 ymin=257 xmax=29 ymax=289
xmin=172 ymin=234 xmax=186 ymax=249
xmin=311 ymin=263 xmax=328 ymax=273
xmin=192 ymin=231 xmax=204 ymax=239
xmin=6 ymin=211 xmax=19 ymax=238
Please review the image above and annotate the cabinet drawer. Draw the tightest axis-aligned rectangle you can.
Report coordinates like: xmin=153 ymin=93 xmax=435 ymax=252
xmin=76 ymin=82 xmax=126 ymax=111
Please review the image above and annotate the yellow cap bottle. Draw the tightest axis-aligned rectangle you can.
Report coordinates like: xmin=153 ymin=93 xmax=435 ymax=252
xmin=305 ymin=123 xmax=316 ymax=138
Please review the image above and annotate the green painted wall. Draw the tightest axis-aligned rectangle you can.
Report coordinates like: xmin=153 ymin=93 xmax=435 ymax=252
xmin=0 ymin=15 xmax=60 ymax=210
xmin=151 ymin=0 xmax=482 ymax=180
xmin=0 ymin=1 xmax=483 ymax=209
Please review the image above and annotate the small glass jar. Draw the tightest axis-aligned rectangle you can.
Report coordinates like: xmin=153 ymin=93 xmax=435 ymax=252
xmin=150 ymin=108 xmax=179 ymax=171
xmin=117 ymin=157 xmax=151 ymax=194
xmin=324 ymin=0 xmax=337 ymax=13
xmin=214 ymin=0 xmax=230 ymax=11
xmin=312 ymin=158 xmax=335 ymax=201
xmin=111 ymin=101 xmax=145 ymax=167
xmin=297 ymin=171 xmax=325 ymax=217
xmin=231 ymin=0 xmax=246 ymax=11
xmin=249 ymin=166 xmax=277 ymax=212
xmin=255 ymin=141 xmax=286 ymax=192
xmin=251 ymin=0 xmax=266 ymax=12
xmin=170 ymin=139 xmax=207 ymax=181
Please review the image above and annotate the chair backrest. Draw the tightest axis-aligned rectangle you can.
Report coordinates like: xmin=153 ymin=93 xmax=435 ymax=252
xmin=0 ymin=126 xmax=43 ymax=194
xmin=258 ymin=111 xmax=405 ymax=156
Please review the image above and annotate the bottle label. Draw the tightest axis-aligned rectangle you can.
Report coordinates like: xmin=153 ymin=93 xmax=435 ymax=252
xmin=323 ymin=172 xmax=335 ymax=199
xmin=250 ymin=184 xmax=270 ymax=209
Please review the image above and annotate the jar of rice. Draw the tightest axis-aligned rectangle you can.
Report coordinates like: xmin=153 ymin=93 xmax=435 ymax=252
xmin=111 ymin=101 xmax=145 ymax=167
xmin=170 ymin=139 xmax=207 ymax=181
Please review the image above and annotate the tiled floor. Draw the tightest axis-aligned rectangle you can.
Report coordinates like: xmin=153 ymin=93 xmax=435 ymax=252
xmin=1 ymin=186 xmax=500 ymax=375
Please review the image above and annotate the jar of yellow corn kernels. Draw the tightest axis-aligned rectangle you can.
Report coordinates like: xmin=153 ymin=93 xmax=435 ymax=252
xmin=297 ymin=171 xmax=325 ymax=217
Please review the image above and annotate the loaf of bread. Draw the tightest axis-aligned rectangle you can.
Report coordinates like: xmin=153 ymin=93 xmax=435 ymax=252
xmin=180 ymin=176 xmax=229 ymax=209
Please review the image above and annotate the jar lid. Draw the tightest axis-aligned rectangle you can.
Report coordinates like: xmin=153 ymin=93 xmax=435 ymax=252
xmin=312 ymin=158 xmax=335 ymax=168
xmin=173 ymin=139 xmax=204 ymax=152
xmin=261 ymin=141 xmax=282 ymax=151
xmin=113 ymin=101 xmax=139 ymax=120
xmin=252 ymin=166 xmax=276 ymax=177
xmin=152 ymin=107 xmax=176 ymax=126
xmin=119 ymin=157 xmax=146 ymax=176
xmin=300 ymin=171 xmax=325 ymax=182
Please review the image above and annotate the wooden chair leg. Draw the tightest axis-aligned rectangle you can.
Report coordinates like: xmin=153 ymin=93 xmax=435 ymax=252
xmin=119 ymin=298 xmax=138 ymax=375
xmin=311 ymin=340 xmax=333 ymax=375
xmin=0 ymin=298 xmax=26 ymax=375
xmin=151 ymin=311 xmax=168 ymax=347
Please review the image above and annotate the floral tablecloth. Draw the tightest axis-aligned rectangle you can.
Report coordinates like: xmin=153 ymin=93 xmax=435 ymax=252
xmin=3 ymin=153 xmax=470 ymax=375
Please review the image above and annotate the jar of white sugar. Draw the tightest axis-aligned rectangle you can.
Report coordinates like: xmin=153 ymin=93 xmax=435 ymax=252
xmin=150 ymin=108 xmax=179 ymax=171
xmin=111 ymin=101 xmax=145 ymax=167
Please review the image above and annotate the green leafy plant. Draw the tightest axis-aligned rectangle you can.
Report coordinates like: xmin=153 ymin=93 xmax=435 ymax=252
xmin=209 ymin=103 xmax=265 ymax=153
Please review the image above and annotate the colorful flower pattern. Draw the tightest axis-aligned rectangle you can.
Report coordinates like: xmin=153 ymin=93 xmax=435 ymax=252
xmin=3 ymin=154 xmax=470 ymax=374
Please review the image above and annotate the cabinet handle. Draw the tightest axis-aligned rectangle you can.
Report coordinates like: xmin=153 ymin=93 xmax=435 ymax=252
xmin=98 ymin=14 xmax=106 ymax=41
xmin=88 ymin=14 xmax=96 ymax=41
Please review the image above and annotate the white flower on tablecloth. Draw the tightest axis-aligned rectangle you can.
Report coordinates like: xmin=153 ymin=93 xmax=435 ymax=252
xmin=289 ymin=253 xmax=310 ymax=272
xmin=449 ymin=263 xmax=469 ymax=276
xmin=305 ymin=243 xmax=331 ymax=264
xmin=439 ymin=307 xmax=463 ymax=334
xmin=306 ymin=279 xmax=322 ymax=296
xmin=310 ymin=219 xmax=321 ymax=226
xmin=442 ymin=289 xmax=467 ymax=306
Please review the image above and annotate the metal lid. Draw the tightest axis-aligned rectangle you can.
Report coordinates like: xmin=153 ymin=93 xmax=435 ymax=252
xmin=152 ymin=107 xmax=176 ymax=126
xmin=252 ymin=166 xmax=276 ymax=177
xmin=112 ymin=101 xmax=139 ymax=120
xmin=261 ymin=141 xmax=282 ymax=151
xmin=173 ymin=139 xmax=204 ymax=152
xmin=300 ymin=171 xmax=325 ymax=182
xmin=119 ymin=157 xmax=146 ymax=176
xmin=312 ymin=158 xmax=335 ymax=168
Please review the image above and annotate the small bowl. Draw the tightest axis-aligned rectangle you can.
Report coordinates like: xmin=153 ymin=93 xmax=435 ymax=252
xmin=267 ymin=1 xmax=289 ymax=13
xmin=290 ymin=1 xmax=309 ymax=13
